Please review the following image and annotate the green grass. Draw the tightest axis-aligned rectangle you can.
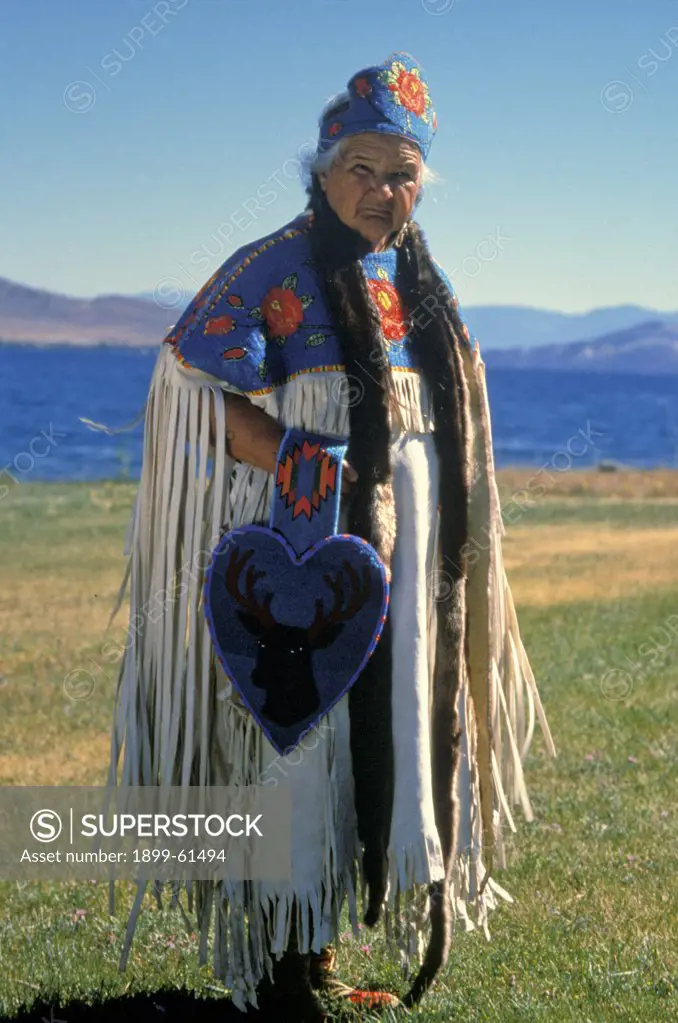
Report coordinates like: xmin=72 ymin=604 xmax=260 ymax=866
xmin=1 ymin=480 xmax=678 ymax=1021
xmin=506 ymin=498 xmax=678 ymax=529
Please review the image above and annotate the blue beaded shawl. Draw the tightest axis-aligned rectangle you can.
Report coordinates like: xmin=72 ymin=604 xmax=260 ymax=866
xmin=163 ymin=211 xmax=473 ymax=395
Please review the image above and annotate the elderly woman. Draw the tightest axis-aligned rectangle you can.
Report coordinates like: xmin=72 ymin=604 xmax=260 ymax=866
xmin=108 ymin=53 xmax=554 ymax=1020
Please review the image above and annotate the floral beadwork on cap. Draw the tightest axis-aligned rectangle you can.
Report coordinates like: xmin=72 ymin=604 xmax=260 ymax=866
xmin=380 ymin=58 xmax=433 ymax=123
xmin=354 ymin=76 xmax=372 ymax=97
xmin=319 ymin=52 xmax=438 ymax=161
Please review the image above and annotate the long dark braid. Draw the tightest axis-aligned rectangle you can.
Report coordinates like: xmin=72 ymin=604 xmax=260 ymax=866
xmin=396 ymin=219 xmax=472 ymax=1005
xmin=396 ymin=219 xmax=471 ymax=601
xmin=307 ymin=179 xmax=472 ymax=997
xmin=307 ymin=178 xmax=396 ymax=925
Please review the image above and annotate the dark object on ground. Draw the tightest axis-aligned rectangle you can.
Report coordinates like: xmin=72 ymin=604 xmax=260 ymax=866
xmin=250 ymin=946 xmax=328 ymax=1022
xmin=0 ymin=989 xmax=252 ymax=1023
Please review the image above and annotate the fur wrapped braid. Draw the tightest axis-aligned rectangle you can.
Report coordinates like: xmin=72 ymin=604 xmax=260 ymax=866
xmin=307 ymin=181 xmax=473 ymax=999
xmin=397 ymin=220 xmax=472 ymax=1004
xmin=307 ymin=180 xmax=397 ymax=927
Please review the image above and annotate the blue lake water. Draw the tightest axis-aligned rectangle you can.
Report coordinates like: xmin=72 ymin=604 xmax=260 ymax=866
xmin=1 ymin=343 xmax=678 ymax=483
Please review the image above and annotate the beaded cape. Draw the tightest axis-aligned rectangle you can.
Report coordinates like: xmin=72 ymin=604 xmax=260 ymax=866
xmin=164 ymin=210 xmax=468 ymax=397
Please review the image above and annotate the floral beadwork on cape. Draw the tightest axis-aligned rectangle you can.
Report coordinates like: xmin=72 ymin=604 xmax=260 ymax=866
xmin=250 ymin=273 xmax=315 ymax=346
xmin=204 ymin=315 xmax=236 ymax=336
xmin=165 ymin=212 xmax=474 ymax=394
xmin=164 ymin=223 xmax=310 ymax=372
xmin=367 ymin=276 xmax=409 ymax=343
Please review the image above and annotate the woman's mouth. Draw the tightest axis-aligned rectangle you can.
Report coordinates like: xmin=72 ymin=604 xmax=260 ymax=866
xmin=360 ymin=210 xmax=391 ymax=223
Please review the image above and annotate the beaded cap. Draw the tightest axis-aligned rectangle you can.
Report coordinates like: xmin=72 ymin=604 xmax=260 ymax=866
xmin=318 ymin=52 xmax=437 ymax=161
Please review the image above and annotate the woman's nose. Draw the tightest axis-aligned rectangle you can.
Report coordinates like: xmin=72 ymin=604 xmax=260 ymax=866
xmin=374 ymin=178 xmax=394 ymax=200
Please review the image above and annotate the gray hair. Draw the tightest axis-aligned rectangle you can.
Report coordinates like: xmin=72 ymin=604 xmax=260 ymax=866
xmin=301 ymin=90 xmax=439 ymax=192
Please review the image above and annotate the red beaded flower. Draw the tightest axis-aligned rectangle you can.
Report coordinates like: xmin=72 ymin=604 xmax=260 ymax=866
xmin=367 ymin=278 xmax=409 ymax=342
xmin=262 ymin=287 xmax=304 ymax=338
xmin=249 ymin=273 xmax=315 ymax=344
xmin=389 ymin=68 xmax=427 ymax=117
xmin=379 ymin=59 xmax=434 ymax=128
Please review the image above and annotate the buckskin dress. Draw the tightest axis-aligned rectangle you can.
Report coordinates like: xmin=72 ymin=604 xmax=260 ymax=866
xmin=105 ymin=210 xmax=555 ymax=1011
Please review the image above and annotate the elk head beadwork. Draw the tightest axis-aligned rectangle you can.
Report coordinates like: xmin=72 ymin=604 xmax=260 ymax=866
xmin=225 ymin=547 xmax=372 ymax=728
xmin=203 ymin=426 xmax=390 ymax=755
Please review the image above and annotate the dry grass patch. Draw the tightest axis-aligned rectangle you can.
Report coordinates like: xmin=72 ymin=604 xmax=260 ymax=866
xmin=503 ymin=525 xmax=678 ymax=607
xmin=0 ymin=732 xmax=111 ymax=786
xmin=496 ymin=466 xmax=678 ymax=501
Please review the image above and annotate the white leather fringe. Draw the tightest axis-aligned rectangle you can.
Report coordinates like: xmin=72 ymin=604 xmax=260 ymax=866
xmin=102 ymin=344 xmax=555 ymax=1009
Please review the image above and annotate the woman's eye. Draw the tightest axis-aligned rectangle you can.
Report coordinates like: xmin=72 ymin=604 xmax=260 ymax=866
xmin=351 ymin=163 xmax=414 ymax=184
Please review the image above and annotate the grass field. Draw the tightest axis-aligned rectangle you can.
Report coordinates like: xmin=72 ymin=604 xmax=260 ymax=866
xmin=1 ymin=471 xmax=677 ymax=1022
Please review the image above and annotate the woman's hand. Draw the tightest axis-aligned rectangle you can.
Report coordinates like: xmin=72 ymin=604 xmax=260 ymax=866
xmin=341 ymin=460 xmax=358 ymax=496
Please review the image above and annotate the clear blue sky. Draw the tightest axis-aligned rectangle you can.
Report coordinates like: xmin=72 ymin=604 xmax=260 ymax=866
xmin=1 ymin=0 xmax=677 ymax=313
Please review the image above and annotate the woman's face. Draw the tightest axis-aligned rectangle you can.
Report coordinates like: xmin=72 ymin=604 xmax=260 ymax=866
xmin=318 ymin=133 xmax=423 ymax=251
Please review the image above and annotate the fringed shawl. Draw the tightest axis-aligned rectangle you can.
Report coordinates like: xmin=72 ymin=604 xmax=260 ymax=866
xmin=101 ymin=333 xmax=555 ymax=1008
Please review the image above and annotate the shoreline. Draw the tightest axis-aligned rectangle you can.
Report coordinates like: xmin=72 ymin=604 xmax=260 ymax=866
xmin=3 ymin=339 xmax=678 ymax=378
xmin=3 ymin=468 xmax=678 ymax=500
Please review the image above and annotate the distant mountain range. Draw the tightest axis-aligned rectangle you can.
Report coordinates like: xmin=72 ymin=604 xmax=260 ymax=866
xmin=482 ymin=320 xmax=678 ymax=375
xmin=464 ymin=304 xmax=678 ymax=351
xmin=134 ymin=290 xmax=678 ymax=352
xmin=0 ymin=277 xmax=174 ymax=347
xmin=2 ymin=275 xmax=678 ymax=373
